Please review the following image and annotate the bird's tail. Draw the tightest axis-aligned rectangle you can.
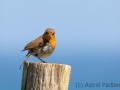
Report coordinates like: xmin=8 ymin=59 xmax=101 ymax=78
xmin=19 ymin=53 xmax=31 ymax=70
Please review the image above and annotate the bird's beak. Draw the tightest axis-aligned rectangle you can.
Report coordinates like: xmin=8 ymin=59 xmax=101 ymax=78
xmin=48 ymin=34 xmax=52 ymax=37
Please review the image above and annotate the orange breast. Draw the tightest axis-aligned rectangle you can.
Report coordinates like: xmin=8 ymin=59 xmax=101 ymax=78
xmin=49 ymin=37 xmax=56 ymax=49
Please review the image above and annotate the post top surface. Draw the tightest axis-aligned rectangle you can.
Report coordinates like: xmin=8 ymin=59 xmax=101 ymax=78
xmin=24 ymin=61 xmax=71 ymax=68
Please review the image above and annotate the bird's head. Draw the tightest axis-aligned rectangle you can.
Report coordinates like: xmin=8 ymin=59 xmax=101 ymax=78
xmin=43 ymin=28 xmax=56 ymax=41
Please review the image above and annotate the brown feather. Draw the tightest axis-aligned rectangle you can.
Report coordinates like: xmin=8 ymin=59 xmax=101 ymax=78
xmin=22 ymin=36 xmax=45 ymax=51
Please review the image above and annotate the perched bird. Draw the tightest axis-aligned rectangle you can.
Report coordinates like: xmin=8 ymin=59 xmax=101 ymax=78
xmin=19 ymin=28 xmax=56 ymax=69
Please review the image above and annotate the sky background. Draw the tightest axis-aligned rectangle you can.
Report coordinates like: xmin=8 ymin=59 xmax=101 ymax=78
xmin=0 ymin=0 xmax=120 ymax=90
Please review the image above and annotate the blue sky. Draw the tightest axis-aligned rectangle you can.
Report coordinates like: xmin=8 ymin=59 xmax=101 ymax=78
xmin=0 ymin=0 xmax=120 ymax=90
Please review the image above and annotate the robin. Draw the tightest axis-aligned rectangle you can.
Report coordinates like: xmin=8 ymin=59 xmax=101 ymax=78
xmin=19 ymin=28 xmax=56 ymax=69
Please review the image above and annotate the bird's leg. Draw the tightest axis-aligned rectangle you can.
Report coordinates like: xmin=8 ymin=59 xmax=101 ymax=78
xmin=38 ymin=58 xmax=47 ymax=63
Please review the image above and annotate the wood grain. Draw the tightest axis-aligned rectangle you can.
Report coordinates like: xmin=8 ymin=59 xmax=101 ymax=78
xmin=21 ymin=62 xmax=71 ymax=90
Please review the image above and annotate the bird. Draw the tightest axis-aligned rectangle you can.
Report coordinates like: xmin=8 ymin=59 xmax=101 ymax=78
xmin=19 ymin=28 xmax=56 ymax=69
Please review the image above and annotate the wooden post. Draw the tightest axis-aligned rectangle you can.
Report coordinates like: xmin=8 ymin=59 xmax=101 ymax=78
xmin=21 ymin=62 xmax=71 ymax=90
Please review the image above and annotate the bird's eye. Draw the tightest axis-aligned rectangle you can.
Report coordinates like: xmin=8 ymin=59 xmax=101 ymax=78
xmin=45 ymin=32 xmax=48 ymax=34
xmin=52 ymin=33 xmax=54 ymax=35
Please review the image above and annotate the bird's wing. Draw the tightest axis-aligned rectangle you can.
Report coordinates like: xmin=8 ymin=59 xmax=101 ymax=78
xmin=22 ymin=36 xmax=43 ymax=51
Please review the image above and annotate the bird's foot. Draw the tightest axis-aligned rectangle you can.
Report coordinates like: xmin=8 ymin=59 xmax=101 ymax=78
xmin=38 ymin=58 xmax=47 ymax=63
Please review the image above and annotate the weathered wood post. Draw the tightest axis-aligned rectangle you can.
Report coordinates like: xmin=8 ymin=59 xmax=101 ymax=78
xmin=21 ymin=62 xmax=71 ymax=90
